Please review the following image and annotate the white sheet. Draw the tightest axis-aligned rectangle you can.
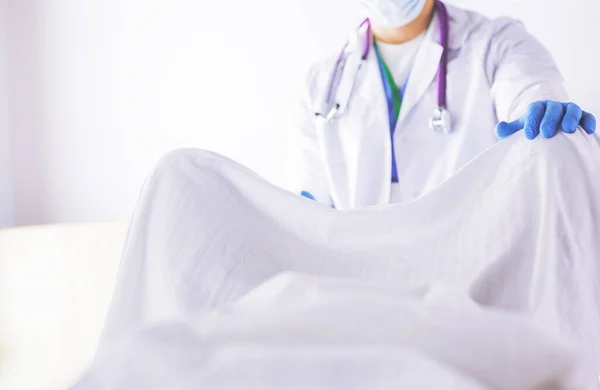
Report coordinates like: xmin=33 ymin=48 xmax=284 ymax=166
xmin=71 ymin=273 xmax=585 ymax=390
xmin=68 ymin=130 xmax=600 ymax=389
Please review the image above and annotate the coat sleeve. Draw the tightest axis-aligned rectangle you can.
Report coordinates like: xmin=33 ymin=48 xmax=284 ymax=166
xmin=286 ymin=65 xmax=333 ymax=206
xmin=486 ymin=18 xmax=569 ymax=122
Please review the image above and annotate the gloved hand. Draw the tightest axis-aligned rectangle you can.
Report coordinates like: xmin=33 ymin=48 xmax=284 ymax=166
xmin=300 ymin=191 xmax=316 ymax=201
xmin=495 ymin=101 xmax=596 ymax=140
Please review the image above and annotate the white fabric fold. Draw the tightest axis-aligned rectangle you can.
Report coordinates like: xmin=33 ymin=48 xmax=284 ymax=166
xmin=69 ymin=130 xmax=600 ymax=390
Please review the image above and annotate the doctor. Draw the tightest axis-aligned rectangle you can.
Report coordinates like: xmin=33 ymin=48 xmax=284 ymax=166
xmin=293 ymin=0 xmax=596 ymax=209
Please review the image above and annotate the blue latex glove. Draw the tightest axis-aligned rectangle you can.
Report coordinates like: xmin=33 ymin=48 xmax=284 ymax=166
xmin=495 ymin=101 xmax=596 ymax=140
xmin=300 ymin=191 xmax=316 ymax=201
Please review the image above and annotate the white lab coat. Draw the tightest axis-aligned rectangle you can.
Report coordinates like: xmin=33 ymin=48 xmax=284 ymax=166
xmin=291 ymin=4 xmax=567 ymax=209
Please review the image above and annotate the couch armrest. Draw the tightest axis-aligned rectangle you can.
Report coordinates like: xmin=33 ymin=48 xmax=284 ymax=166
xmin=0 ymin=222 xmax=128 ymax=390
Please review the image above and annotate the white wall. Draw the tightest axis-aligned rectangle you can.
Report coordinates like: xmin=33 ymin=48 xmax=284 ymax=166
xmin=7 ymin=0 xmax=51 ymax=226
xmin=5 ymin=0 xmax=600 ymax=226
xmin=6 ymin=0 xmax=361 ymax=226
xmin=0 ymin=0 xmax=13 ymax=228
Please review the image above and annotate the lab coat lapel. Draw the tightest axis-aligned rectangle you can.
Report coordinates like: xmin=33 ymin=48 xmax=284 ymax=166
xmin=398 ymin=4 xmax=468 ymax=124
xmin=398 ymin=16 xmax=443 ymax=124
xmin=347 ymin=44 xmax=392 ymax=207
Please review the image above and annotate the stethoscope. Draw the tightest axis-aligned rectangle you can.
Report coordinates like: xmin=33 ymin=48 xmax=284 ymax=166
xmin=315 ymin=0 xmax=451 ymax=135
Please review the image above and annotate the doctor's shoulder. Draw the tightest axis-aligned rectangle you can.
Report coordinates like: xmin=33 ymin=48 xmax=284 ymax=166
xmin=449 ymin=6 xmax=561 ymax=87
xmin=460 ymin=8 xmax=557 ymax=68
xmin=482 ymin=16 xmax=553 ymax=61
xmin=449 ymin=5 xmax=540 ymax=55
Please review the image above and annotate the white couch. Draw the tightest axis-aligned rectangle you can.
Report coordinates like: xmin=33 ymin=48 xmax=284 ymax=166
xmin=0 ymin=223 xmax=128 ymax=390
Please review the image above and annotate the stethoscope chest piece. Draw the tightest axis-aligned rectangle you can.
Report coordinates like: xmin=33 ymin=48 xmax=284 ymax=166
xmin=429 ymin=106 xmax=452 ymax=135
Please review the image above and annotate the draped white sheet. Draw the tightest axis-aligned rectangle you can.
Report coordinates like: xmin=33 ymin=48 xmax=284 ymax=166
xmin=69 ymin=130 xmax=600 ymax=390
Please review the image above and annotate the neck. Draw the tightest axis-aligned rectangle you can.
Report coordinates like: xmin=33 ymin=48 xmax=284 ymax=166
xmin=372 ymin=0 xmax=436 ymax=44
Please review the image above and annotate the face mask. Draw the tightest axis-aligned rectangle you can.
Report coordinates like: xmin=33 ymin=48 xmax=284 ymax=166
xmin=360 ymin=0 xmax=427 ymax=28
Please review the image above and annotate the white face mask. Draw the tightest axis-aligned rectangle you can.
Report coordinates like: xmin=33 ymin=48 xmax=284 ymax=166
xmin=360 ymin=0 xmax=428 ymax=28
